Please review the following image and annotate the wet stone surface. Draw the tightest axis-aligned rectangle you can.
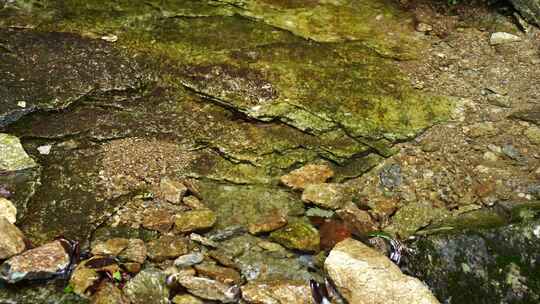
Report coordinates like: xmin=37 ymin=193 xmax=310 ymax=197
xmin=2 ymin=0 xmax=538 ymax=303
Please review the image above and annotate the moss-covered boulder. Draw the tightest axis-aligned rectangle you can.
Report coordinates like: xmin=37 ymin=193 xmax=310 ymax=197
xmin=407 ymin=204 xmax=540 ymax=304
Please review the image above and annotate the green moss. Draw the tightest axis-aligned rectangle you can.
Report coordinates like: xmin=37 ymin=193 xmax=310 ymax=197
xmin=269 ymin=218 xmax=320 ymax=252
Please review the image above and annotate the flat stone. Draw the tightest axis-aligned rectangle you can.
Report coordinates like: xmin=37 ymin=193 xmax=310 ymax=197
xmin=174 ymin=252 xmax=205 ymax=268
xmin=0 ymin=240 xmax=70 ymax=283
xmin=490 ymin=32 xmax=522 ymax=45
xmin=248 ymin=210 xmax=287 ymax=235
xmin=172 ymin=294 xmax=204 ymax=304
xmin=124 ymin=269 xmax=169 ymax=304
xmin=91 ymin=281 xmax=130 ymax=304
xmin=0 ymin=217 xmax=26 ymax=259
xmin=280 ymin=164 xmax=334 ymax=191
xmin=0 ymin=29 xmax=147 ymax=128
xmin=174 ymin=209 xmax=217 ymax=233
xmin=147 ymin=235 xmax=189 ymax=262
xmin=0 ymin=197 xmax=17 ymax=224
xmin=269 ymin=220 xmax=320 ymax=252
xmin=0 ymin=134 xmax=37 ymax=172
xmin=176 ymin=276 xmax=240 ymax=303
xmin=194 ymin=262 xmax=242 ymax=285
xmin=160 ymin=178 xmax=188 ymax=204
xmin=301 ymin=183 xmax=351 ymax=210
xmin=325 ymin=238 xmax=440 ymax=304
xmin=118 ymin=239 xmax=147 ymax=264
xmin=241 ymin=280 xmax=312 ymax=304
xmin=386 ymin=201 xmax=450 ymax=238
xmin=91 ymin=238 xmax=130 ymax=256
xmin=142 ymin=209 xmax=174 ymax=232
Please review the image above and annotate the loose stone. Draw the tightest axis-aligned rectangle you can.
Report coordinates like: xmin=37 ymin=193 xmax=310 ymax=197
xmin=124 ymin=269 xmax=169 ymax=304
xmin=301 ymin=183 xmax=351 ymax=210
xmin=280 ymin=164 xmax=334 ymax=191
xmin=241 ymin=280 xmax=313 ymax=304
xmin=174 ymin=210 xmax=217 ymax=233
xmin=490 ymin=32 xmax=522 ymax=45
xmin=91 ymin=238 xmax=130 ymax=256
xmin=269 ymin=220 xmax=320 ymax=252
xmin=160 ymin=178 xmax=188 ymax=204
xmin=325 ymin=238 xmax=440 ymax=304
xmin=0 ymin=217 xmax=26 ymax=260
xmin=0 ymin=197 xmax=17 ymax=224
xmin=147 ymin=235 xmax=189 ymax=262
xmin=0 ymin=240 xmax=70 ymax=283
xmin=194 ymin=262 xmax=242 ymax=284
xmin=176 ymin=276 xmax=240 ymax=303
xmin=174 ymin=252 xmax=205 ymax=267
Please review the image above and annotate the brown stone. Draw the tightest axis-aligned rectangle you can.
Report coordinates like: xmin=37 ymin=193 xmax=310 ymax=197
xmin=147 ymin=235 xmax=189 ymax=262
xmin=337 ymin=202 xmax=379 ymax=236
xmin=0 ymin=217 xmax=25 ymax=259
xmin=241 ymin=280 xmax=313 ymax=304
xmin=160 ymin=178 xmax=188 ymax=204
xmin=91 ymin=238 xmax=130 ymax=256
xmin=248 ymin=209 xmax=288 ymax=235
xmin=182 ymin=195 xmax=207 ymax=210
xmin=174 ymin=210 xmax=217 ymax=233
xmin=280 ymin=164 xmax=334 ymax=190
xmin=301 ymin=183 xmax=351 ymax=210
xmin=91 ymin=281 xmax=130 ymax=304
xmin=142 ymin=209 xmax=174 ymax=232
xmin=119 ymin=239 xmax=147 ymax=264
xmin=194 ymin=262 xmax=242 ymax=285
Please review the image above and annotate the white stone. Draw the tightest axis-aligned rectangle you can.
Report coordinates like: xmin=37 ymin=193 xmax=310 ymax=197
xmin=325 ymin=238 xmax=440 ymax=304
xmin=490 ymin=32 xmax=521 ymax=45
xmin=37 ymin=144 xmax=52 ymax=155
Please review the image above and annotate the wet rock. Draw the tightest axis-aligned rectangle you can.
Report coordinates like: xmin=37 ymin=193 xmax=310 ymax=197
xmin=91 ymin=238 xmax=130 ymax=256
xmin=160 ymin=178 xmax=188 ymax=204
xmin=280 ymin=164 xmax=334 ymax=191
xmin=337 ymin=201 xmax=379 ymax=236
xmin=490 ymin=32 xmax=522 ymax=45
xmin=386 ymin=201 xmax=450 ymax=238
xmin=174 ymin=209 xmax=217 ymax=233
xmin=174 ymin=252 xmax=205 ymax=267
xmin=0 ymin=134 xmax=37 ymax=172
xmin=198 ymin=183 xmax=305 ymax=230
xmin=194 ymin=262 xmax=242 ymax=284
xmin=219 ymin=235 xmax=312 ymax=282
xmin=510 ymin=105 xmax=540 ymax=126
xmin=124 ymin=269 xmax=169 ymax=304
xmin=408 ymin=210 xmax=540 ymax=303
xmin=0 ymin=29 xmax=146 ymax=127
xmin=142 ymin=209 xmax=174 ymax=232
xmin=248 ymin=210 xmax=288 ymax=235
xmin=91 ymin=281 xmax=130 ymax=304
xmin=508 ymin=0 xmax=540 ymax=26
xmin=0 ymin=240 xmax=70 ymax=283
xmin=118 ymin=238 xmax=147 ymax=264
xmin=318 ymin=219 xmax=353 ymax=251
xmin=241 ymin=280 xmax=313 ymax=304
xmin=379 ymin=164 xmax=402 ymax=189
xmin=176 ymin=275 xmax=240 ymax=303
xmin=0 ymin=217 xmax=26 ymax=259
xmin=416 ymin=22 xmax=433 ymax=32
xmin=0 ymin=197 xmax=17 ymax=224
xmin=301 ymin=183 xmax=351 ymax=210
xmin=147 ymin=235 xmax=189 ymax=262
xmin=270 ymin=220 xmax=320 ymax=252
xmin=325 ymin=238 xmax=440 ymax=304
xmin=305 ymin=207 xmax=334 ymax=218
xmin=172 ymin=294 xmax=204 ymax=304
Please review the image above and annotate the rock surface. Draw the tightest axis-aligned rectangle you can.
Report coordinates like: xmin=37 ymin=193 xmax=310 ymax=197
xmin=0 ymin=217 xmax=26 ymax=259
xmin=325 ymin=238 xmax=440 ymax=304
xmin=0 ymin=134 xmax=37 ymax=172
xmin=408 ymin=207 xmax=540 ymax=304
xmin=241 ymin=280 xmax=313 ymax=304
xmin=176 ymin=275 xmax=240 ymax=303
xmin=147 ymin=235 xmax=189 ymax=262
xmin=301 ymin=183 xmax=351 ymax=210
xmin=174 ymin=209 xmax=217 ymax=233
xmin=280 ymin=164 xmax=334 ymax=191
xmin=0 ymin=197 xmax=17 ymax=224
xmin=270 ymin=220 xmax=320 ymax=252
xmin=124 ymin=269 xmax=169 ymax=304
xmin=509 ymin=0 xmax=540 ymax=25
xmin=489 ymin=32 xmax=522 ymax=45
xmin=0 ymin=240 xmax=70 ymax=283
